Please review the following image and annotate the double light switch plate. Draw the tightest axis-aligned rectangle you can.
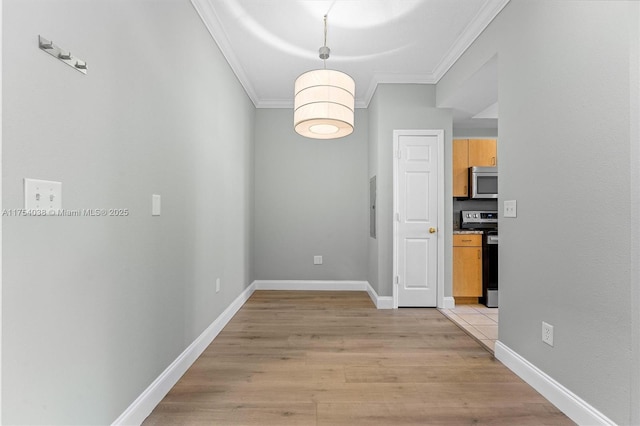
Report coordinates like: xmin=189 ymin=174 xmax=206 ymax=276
xmin=504 ymin=200 xmax=517 ymax=218
xmin=24 ymin=178 xmax=62 ymax=213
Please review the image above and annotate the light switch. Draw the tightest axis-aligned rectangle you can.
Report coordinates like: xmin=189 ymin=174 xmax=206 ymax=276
xmin=152 ymin=194 xmax=161 ymax=216
xmin=504 ymin=200 xmax=517 ymax=218
xmin=24 ymin=178 xmax=62 ymax=214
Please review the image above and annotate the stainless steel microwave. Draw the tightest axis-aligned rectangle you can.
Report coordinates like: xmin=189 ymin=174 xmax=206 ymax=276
xmin=469 ymin=166 xmax=498 ymax=199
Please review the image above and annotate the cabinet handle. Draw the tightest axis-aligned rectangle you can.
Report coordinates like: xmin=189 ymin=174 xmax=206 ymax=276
xmin=478 ymin=250 xmax=481 ymax=259
xmin=492 ymin=157 xmax=496 ymax=166
xmin=461 ymin=239 xmax=472 ymax=242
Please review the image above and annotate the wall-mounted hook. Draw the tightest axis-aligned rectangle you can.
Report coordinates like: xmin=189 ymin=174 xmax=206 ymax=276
xmin=38 ymin=35 xmax=87 ymax=74
xmin=38 ymin=35 xmax=54 ymax=49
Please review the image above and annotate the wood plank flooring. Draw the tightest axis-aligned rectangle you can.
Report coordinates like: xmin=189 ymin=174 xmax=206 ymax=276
xmin=143 ymin=291 xmax=573 ymax=425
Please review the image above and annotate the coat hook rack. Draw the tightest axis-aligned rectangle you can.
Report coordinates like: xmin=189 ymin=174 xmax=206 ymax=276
xmin=38 ymin=35 xmax=87 ymax=74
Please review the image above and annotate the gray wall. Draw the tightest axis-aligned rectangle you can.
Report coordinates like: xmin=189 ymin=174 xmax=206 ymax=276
xmin=253 ymin=108 xmax=369 ymax=281
xmin=438 ymin=1 xmax=639 ymax=423
xmin=2 ymin=0 xmax=254 ymax=424
xmin=367 ymin=84 xmax=453 ymax=298
xmin=367 ymin=88 xmax=380 ymax=292
xmin=631 ymin=2 xmax=640 ymax=419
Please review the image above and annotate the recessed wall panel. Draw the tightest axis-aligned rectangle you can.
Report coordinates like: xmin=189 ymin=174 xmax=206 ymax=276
xmin=405 ymin=172 xmax=430 ymax=222
xmin=406 ymin=145 xmax=431 ymax=162
xmin=404 ymin=238 xmax=429 ymax=289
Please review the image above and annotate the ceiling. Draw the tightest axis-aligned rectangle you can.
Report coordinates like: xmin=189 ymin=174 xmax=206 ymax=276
xmin=191 ymin=0 xmax=507 ymax=126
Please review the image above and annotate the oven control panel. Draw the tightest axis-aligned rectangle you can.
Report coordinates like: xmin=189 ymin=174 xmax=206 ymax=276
xmin=461 ymin=210 xmax=498 ymax=228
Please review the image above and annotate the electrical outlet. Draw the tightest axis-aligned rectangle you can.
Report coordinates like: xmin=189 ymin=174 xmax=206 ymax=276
xmin=216 ymin=278 xmax=221 ymax=293
xmin=314 ymin=255 xmax=323 ymax=265
xmin=542 ymin=321 xmax=554 ymax=346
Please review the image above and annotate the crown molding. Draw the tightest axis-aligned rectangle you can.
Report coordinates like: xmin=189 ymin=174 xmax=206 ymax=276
xmin=256 ymin=99 xmax=293 ymax=109
xmin=191 ymin=0 xmax=511 ymax=109
xmin=189 ymin=0 xmax=260 ymax=107
xmin=431 ymin=0 xmax=511 ymax=81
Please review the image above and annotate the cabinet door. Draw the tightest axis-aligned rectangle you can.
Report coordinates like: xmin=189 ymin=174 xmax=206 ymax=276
xmin=452 ymin=139 xmax=469 ymax=197
xmin=453 ymin=246 xmax=482 ymax=297
xmin=468 ymin=139 xmax=497 ymax=167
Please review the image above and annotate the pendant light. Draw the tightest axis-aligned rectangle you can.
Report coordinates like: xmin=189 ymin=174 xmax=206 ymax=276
xmin=294 ymin=15 xmax=355 ymax=139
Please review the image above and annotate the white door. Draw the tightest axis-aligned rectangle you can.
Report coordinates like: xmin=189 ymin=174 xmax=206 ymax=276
xmin=394 ymin=131 xmax=441 ymax=307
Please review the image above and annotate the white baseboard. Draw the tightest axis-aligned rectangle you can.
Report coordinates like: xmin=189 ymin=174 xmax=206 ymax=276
xmin=442 ymin=296 xmax=455 ymax=309
xmin=494 ymin=341 xmax=616 ymax=426
xmin=112 ymin=282 xmax=256 ymax=426
xmin=252 ymin=280 xmax=395 ymax=309
xmin=365 ymin=282 xmax=393 ymax=309
xmin=253 ymin=280 xmax=368 ymax=291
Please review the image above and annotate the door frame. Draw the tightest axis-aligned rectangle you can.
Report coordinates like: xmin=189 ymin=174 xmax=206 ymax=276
xmin=1 ymin=0 xmax=4 ymax=418
xmin=392 ymin=129 xmax=445 ymax=309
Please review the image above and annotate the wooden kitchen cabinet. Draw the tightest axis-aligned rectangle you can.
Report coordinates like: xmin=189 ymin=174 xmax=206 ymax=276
xmin=453 ymin=234 xmax=483 ymax=302
xmin=468 ymin=139 xmax=497 ymax=167
xmin=453 ymin=139 xmax=469 ymax=197
xmin=452 ymin=139 xmax=497 ymax=197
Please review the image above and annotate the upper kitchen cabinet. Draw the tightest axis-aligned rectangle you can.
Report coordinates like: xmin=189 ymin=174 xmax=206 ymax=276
xmin=468 ymin=139 xmax=497 ymax=167
xmin=453 ymin=139 xmax=470 ymax=197
xmin=453 ymin=139 xmax=497 ymax=197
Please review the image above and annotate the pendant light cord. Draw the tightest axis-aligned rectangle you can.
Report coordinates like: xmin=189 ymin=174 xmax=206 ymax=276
xmin=322 ymin=0 xmax=336 ymax=69
xmin=323 ymin=15 xmax=328 ymax=47
xmin=323 ymin=14 xmax=328 ymax=69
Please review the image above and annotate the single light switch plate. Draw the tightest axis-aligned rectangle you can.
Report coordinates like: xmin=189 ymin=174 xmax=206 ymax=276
xmin=542 ymin=321 xmax=554 ymax=346
xmin=314 ymin=255 xmax=323 ymax=265
xmin=24 ymin=178 xmax=62 ymax=213
xmin=504 ymin=200 xmax=517 ymax=218
xmin=152 ymin=194 xmax=161 ymax=216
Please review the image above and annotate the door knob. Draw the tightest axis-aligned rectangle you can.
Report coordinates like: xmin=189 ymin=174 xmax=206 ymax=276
xmin=429 ymin=227 xmax=437 ymax=233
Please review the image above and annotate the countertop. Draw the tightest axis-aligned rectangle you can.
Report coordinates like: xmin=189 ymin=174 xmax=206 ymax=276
xmin=453 ymin=230 xmax=484 ymax=235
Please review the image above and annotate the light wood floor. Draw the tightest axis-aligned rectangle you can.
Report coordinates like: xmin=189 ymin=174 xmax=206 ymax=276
xmin=144 ymin=291 xmax=573 ymax=425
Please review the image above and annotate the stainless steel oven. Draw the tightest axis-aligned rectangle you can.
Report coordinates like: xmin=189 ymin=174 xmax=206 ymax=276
xmin=469 ymin=166 xmax=498 ymax=199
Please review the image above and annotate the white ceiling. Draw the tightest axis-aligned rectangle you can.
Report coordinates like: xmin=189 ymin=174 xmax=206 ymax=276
xmin=191 ymin=0 xmax=507 ymax=123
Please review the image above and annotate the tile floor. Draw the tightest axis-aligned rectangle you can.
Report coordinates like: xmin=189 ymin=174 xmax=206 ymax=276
xmin=439 ymin=304 xmax=498 ymax=353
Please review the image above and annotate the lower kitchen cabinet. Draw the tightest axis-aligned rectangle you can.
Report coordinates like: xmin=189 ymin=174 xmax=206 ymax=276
xmin=453 ymin=234 xmax=482 ymax=302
